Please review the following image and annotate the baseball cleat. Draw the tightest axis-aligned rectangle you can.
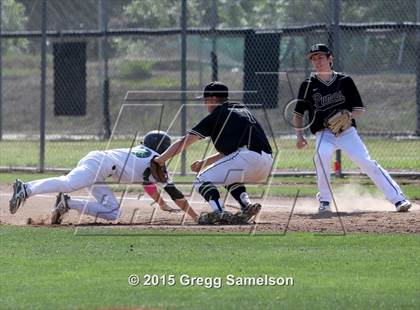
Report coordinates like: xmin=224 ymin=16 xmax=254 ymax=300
xmin=242 ymin=203 xmax=262 ymax=217
xmin=234 ymin=203 xmax=262 ymax=223
xmin=318 ymin=201 xmax=331 ymax=213
xmin=9 ymin=179 xmax=28 ymax=214
xmin=51 ymin=193 xmax=70 ymax=224
xmin=395 ymin=200 xmax=411 ymax=212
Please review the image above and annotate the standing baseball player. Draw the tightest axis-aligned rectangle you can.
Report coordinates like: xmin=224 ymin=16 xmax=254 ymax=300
xmin=9 ymin=131 xmax=198 ymax=223
xmin=293 ymin=43 xmax=411 ymax=213
xmin=153 ymin=81 xmax=273 ymax=224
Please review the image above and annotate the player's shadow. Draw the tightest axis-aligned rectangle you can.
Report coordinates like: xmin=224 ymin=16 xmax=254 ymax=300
xmin=306 ymin=211 xmax=368 ymax=219
xmin=74 ymin=232 xmax=283 ymax=237
xmin=74 ymin=221 xmax=193 ymax=227
xmin=74 ymin=221 xmax=252 ymax=227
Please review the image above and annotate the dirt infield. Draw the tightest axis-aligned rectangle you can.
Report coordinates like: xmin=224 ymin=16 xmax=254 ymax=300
xmin=1 ymin=185 xmax=419 ymax=234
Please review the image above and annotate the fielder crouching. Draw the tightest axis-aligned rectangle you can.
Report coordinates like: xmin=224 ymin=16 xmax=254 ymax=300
xmin=153 ymin=82 xmax=274 ymax=225
xmin=9 ymin=131 xmax=198 ymax=224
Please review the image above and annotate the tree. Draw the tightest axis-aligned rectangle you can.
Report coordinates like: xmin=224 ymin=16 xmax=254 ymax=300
xmin=2 ymin=0 xmax=29 ymax=53
xmin=2 ymin=0 xmax=27 ymax=31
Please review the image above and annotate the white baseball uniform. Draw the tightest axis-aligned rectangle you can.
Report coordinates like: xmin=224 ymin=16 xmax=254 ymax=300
xmin=188 ymin=100 xmax=274 ymax=212
xmin=296 ymin=72 xmax=407 ymax=206
xmin=26 ymin=145 xmax=160 ymax=220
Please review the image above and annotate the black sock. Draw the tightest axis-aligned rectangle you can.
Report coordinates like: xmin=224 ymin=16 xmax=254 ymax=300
xmin=199 ymin=182 xmax=223 ymax=212
xmin=225 ymin=183 xmax=248 ymax=208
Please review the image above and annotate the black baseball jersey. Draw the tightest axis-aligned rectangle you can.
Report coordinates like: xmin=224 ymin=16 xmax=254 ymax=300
xmin=189 ymin=101 xmax=272 ymax=155
xmin=294 ymin=71 xmax=365 ymax=134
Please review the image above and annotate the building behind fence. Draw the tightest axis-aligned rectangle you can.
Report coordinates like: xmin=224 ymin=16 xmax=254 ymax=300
xmin=0 ymin=0 xmax=419 ymax=173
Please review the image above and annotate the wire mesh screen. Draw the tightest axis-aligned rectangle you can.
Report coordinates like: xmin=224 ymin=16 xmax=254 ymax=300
xmin=1 ymin=38 xmax=40 ymax=136
xmin=0 ymin=0 xmax=419 ymax=173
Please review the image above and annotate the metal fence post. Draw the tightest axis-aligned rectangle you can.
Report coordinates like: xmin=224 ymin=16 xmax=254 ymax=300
xmin=39 ymin=0 xmax=47 ymax=172
xmin=180 ymin=0 xmax=187 ymax=176
xmin=99 ymin=0 xmax=111 ymax=139
xmin=211 ymin=0 xmax=218 ymax=81
xmin=330 ymin=0 xmax=343 ymax=177
xmin=0 ymin=0 xmax=2 ymax=141
xmin=416 ymin=0 xmax=420 ymax=135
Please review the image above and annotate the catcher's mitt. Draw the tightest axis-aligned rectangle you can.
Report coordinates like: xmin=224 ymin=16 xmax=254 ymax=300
xmin=326 ymin=110 xmax=352 ymax=136
xmin=150 ymin=156 xmax=168 ymax=183
xmin=198 ymin=211 xmax=234 ymax=225
xmin=197 ymin=209 xmax=258 ymax=225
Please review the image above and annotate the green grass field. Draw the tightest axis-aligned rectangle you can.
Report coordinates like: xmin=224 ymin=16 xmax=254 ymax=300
xmin=1 ymin=137 xmax=419 ymax=310
xmin=0 ymin=226 xmax=419 ymax=309
xmin=1 ymin=138 xmax=419 ymax=171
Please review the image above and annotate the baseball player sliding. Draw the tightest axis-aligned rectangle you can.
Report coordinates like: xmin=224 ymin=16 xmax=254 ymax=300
xmin=9 ymin=131 xmax=198 ymax=224
xmin=293 ymin=43 xmax=412 ymax=213
xmin=153 ymin=81 xmax=274 ymax=224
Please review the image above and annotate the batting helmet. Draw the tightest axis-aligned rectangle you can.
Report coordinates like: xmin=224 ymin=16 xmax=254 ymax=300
xmin=144 ymin=130 xmax=171 ymax=154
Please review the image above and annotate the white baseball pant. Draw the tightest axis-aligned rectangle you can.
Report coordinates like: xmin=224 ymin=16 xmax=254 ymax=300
xmin=315 ymin=127 xmax=406 ymax=204
xmin=27 ymin=154 xmax=121 ymax=220
xmin=195 ymin=147 xmax=273 ymax=186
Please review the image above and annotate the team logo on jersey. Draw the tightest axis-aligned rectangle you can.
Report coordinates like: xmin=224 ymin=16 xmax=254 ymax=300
xmin=131 ymin=147 xmax=152 ymax=158
xmin=312 ymin=91 xmax=345 ymax=111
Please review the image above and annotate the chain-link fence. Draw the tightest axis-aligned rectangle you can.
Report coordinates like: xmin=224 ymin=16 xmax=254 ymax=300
xmin=0 ymin=0 xmax=419 ymax=174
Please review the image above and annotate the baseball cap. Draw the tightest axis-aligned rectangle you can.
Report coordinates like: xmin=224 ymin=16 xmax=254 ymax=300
xmin=307 ymin=44 xmax=332 ymax=59
xmin=197 ymin=81 xmax=229 ymax=98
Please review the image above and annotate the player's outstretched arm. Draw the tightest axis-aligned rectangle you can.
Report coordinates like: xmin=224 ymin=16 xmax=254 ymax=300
xmin=173 ymin=198 xmax=198 ymax=222
xmin=154 ymin=134 xmax=200 ymax=165
xmin=143 ymin=183 xmax=178 ymax=212
xmin=163 ymin=183 xmax=199 ymax=221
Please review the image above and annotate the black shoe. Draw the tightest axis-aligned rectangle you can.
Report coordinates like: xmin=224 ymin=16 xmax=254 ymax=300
xmin=9 ymin=179 xmax=28 ymax=214
xmin=242 ymin=203 xmax=261 ymax=217
xmin=51 ymin=193 xmax=70 ymax=224
xmin=318 ymin=201 xmax=331 ymax=213
xmin=395 ymin=200 xmax=411 ymax=212
xmin=234 ymin=203 xmax=262 ymax=223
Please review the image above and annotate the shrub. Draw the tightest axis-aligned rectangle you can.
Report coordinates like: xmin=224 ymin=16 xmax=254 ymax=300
xmin=119 ymin=60 xmax=155 ymax=80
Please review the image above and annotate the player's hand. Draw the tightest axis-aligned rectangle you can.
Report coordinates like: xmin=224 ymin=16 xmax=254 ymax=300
xmin=191 ymin=160 xmax=205 ymax=173
xmin=296 ymin=137 xmax=308 ymax=149
xmin=153 ymin=156 xmax=164 ymax=167
xmin=160 ymin=203 xmax=181 ymax=213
